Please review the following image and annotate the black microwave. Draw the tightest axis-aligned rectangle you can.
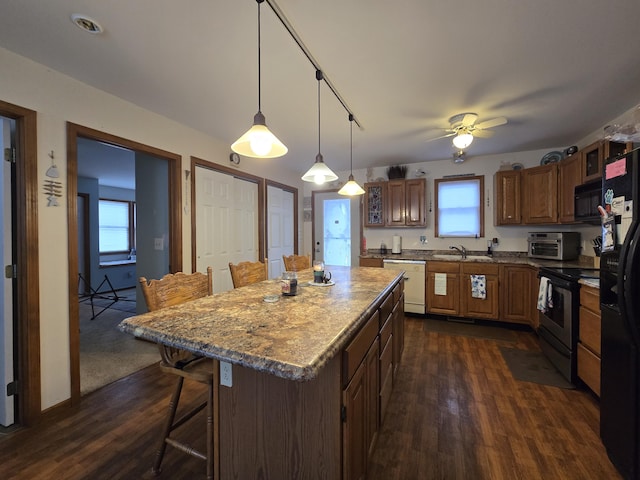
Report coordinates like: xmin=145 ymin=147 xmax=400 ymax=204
xmin=574 ymin=180 xmax=601 ymax=224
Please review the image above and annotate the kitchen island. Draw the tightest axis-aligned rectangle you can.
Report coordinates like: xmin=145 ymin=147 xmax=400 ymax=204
xmin=119 ymin=266 xmax=404 ymax=480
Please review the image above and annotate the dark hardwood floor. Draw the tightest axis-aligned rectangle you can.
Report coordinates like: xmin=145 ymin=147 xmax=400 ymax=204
xmin=0 ymin=316 xmax=621 ymax=479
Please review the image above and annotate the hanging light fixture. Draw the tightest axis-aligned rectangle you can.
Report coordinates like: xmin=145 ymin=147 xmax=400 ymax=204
xmin=452 ymin=128 xmax=474 ymax=149
xmin=338 ymin=114 xmax=365 ymax=196
xmin=302 ymin=70 xmax=338 ymax=184
xmin=231 ymin=0 xmax=287 ymax=159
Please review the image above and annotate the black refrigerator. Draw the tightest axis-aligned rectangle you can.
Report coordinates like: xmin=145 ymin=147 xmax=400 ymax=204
xmin=600 ymin=147 xmax=640 ymax=480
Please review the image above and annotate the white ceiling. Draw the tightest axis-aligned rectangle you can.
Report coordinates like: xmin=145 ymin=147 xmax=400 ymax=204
xmin=2 ymin=0 xmax=640 ymax=182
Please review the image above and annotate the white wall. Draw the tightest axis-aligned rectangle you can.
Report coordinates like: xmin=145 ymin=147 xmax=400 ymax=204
xmin=0 ymin=46 xmax=305 ymax=410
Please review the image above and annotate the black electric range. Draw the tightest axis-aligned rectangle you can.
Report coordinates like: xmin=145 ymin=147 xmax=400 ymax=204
xmin=538 ymin=267 xmax=599 ymax=283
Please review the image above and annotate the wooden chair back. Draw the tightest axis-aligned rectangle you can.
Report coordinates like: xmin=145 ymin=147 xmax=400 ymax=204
xmin=139 ymin=267 xmax=213 ymax=368
xmin=139 ymin=267 xmax=213 ymax=312
xmin=229 ymin=258 xmax=268 ymax=288
xmin=282 ymin=253 xmax=311 ymax=272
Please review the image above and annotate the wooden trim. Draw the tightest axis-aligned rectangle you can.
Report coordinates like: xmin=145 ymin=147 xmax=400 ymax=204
xmin=67 ymin=122 xmax=183 ymax=406
xmin=190 ymin=157 xmax=267 ymax=270
xmin=266 ymin=179 xmax=299 ymax=255
xmin=0 ymin=100 xmax=40 ymax=425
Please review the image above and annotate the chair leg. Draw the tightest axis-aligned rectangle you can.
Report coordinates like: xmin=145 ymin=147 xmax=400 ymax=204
xmin=206 ymin=382 xmax=214 ymax=480
xmin=152 ymin=376 xmax=184 ymax=476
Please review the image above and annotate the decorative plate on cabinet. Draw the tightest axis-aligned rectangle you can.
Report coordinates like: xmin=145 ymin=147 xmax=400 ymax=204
xmin=540 ymin=151 xmax=563 ymax=165
xmin=512 ymin=163 xmax=524 ymax=170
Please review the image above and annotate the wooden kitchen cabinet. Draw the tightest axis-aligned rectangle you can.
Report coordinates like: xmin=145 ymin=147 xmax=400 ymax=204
xmin=522 ymin=163 xmax=558 ymax=224
xmin=363 ymin=181 xmax=387 ymax=227
xmin=364 ymin=178 xmax=426 ymax=227
xmin=359 ymin=257 xmax=383 ymax=268
xmin=460 ymin=263 xmax=499 ymax=320
xmin=578 ymin=284 xmax=601 ymax=396
xmin=500 ymin=264 xmax=537 ymax=327
xmin=426 ymin=261 xmax=460 ymax=316
xmin=581 ymin=140 xmax=632 ymax=183
xmin=494 ymin=170 xmax=522 ymax=225
xmin=558 ymin=153 xmax=582 ymax=223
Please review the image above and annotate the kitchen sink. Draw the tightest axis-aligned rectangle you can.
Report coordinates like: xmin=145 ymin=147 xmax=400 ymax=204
xmin=430 ymin=254 xmax=493 ymax=262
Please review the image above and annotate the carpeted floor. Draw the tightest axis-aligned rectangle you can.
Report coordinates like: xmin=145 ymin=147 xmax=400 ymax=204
xmin=422 ymin=316 xmax=518 ymax=342
xmin=79 ymin=291 xmax=158 ymax=396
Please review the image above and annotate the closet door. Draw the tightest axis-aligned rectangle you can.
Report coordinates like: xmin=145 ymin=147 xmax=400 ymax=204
xmin=195 ymin=166 xmax=258 ymax=293
xmin=267 ymin=185 xmax=295 ymax=279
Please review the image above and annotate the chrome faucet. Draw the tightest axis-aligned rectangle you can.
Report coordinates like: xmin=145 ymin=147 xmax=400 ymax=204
xmin=449 ymin=245 xmax=467 ymax=259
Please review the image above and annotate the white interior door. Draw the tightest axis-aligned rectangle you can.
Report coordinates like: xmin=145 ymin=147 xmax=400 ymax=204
xmin=195 ymin=166 xmax=258 ymax=292
xmin=267 ymin=185 xmax=294 ymax=278
xmin=0 ymin=117 xmax=14 ymax=426
xmin=313 ymin=192 xmax=361 ymax=267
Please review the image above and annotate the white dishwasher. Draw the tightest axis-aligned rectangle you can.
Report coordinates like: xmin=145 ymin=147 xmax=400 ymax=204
xmin=383 ymin=259 xmax=426 ymax=314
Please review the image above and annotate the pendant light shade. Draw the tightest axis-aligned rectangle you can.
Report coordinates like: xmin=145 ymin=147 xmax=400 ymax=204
xmin=302 ymin=70 xmax=338 ymax=184
xmin=231 ymin=0 xmax=287 ymax=159
xmin=339 ymin=114 xmax=365 ymax=196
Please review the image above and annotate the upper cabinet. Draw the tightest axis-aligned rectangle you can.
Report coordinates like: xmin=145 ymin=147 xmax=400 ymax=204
xmin=521 ymin=164 xmax=558 ymax=224
xmin=364 ymin=178 xmax=426 ymax=227
xmin=363 ymin=181 xmax=387 ymax=227
xmin=494 ymin=170 xmax=521 ymax=225
xmin=581 ymin=140 xmax=632 ymax=183
xmin=558 ymin=153 xmax=582 ymax=223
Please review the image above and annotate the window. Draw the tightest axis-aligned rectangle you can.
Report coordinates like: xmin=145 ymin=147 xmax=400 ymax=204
xmin=99 ymin=199 xmax=136 ymax=253
xmin=435 ymin=176 xmax=484 ymax=238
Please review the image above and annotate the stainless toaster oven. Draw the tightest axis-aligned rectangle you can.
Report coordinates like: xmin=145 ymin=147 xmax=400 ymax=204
xmin=527 ymin=232 xmax=581 ymax=260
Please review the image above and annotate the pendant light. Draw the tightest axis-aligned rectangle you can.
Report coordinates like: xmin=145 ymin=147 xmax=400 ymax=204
xmin=338 ymin=114 xmax=365 ymax=196
xmin=302 ymin=70 xmax=338 ymax=184
xmin=231 ymin=0 xmax=287 ymax=159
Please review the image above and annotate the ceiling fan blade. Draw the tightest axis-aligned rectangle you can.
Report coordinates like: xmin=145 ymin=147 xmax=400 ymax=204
xmin=425 ymin=132 xmax=455 ymax=143
xmin=472 ymin=129 xmax=495 ymax=138
xmin=461 ymin=113 xmax=478 ymax=127
xmin=474 ymin=116 xmax=507 ymax=130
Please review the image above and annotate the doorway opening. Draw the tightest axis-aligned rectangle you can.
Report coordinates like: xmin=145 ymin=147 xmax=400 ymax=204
xmin=67 ymin=123 xmax=183 ymax=405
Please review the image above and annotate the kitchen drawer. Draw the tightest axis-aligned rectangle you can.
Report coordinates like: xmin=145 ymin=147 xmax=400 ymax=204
xmin=343 ymin=310 xmax=379 ymax=385
xmin=380 ymin=315 xmax=392 ymax=350
xmin=580 ymin=285 xmax=600 ymax=313
xmin=461 ymin=263 xmax=499 ymax=276
xmin=393 ymin=283 xmax=402 ymax=305
xmin=426 ymin=261 xmax=459 ymax=273
xmin=577 ymin=342 xmax=600 ymax=396
xmin=380 ymin=293 xmax=394 ymax=326
xmin=579 ymin=305 xmax=601 ymax=355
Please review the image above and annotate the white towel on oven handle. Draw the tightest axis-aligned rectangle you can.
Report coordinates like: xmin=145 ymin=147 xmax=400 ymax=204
xmin=537 ymin=276 xmax=553 ymax=312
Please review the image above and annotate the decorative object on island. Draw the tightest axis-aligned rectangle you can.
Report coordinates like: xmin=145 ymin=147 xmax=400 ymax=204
xmin=312 ymin=260 xmax=325 ymax=284
xmin=338 ymin=113 xmax=365 ymax=196
xmin=302 ymin=70 xmax=338 ymax=184
xmin=281 ymin=271 xmax=298 ymax=296
xmin=231 ymin=0 xmax=287 ymax=159
xmin=386 ymin=165 xmax=407 ymax=179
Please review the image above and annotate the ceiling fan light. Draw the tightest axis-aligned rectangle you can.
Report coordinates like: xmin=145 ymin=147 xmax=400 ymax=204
xmin=302 ymin=153 xmax=338 ymax=185
xmin=231 ymin=113 xmax=288 ymax=158
xmin=452 ymin=132 xmax=473 ymax=149
xmin=338 ymin=175 xmax=365 ymax=196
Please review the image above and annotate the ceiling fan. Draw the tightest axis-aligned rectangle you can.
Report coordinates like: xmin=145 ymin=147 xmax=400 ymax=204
xmin=427 ymin=112 xmax=508 ymax=149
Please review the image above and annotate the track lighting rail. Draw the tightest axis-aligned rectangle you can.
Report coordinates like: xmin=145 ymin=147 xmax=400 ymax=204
xmin=265 ymin=0 xmax=362 ymax=129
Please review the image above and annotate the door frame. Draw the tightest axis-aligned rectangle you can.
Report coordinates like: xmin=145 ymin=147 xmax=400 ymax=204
xmin=67 ymin=123 xmax=183 ymax=406
xmin=0 ymin=100 xmax=39 ymax=426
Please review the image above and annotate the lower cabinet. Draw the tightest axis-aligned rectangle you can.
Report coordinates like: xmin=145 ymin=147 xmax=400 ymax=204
xmin=359 ymin=257 xmax=383 ymax=268
xmin=427 ymin=261 xmax=499 ymax=320
xmin=342 ymin=279 xmax=404 ymax=480
xmin=499 ymin=264 xmax=538 ymax=327
xmin=578 ymin=284 xmax=601 ymax=396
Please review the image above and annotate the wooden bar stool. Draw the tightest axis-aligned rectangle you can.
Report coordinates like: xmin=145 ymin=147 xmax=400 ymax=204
xmin=139 ymin=267 xmax=215 ymax=479
xmin=282 ymin=253 xmax=311 ymax=271
xmin=228 ymin=258 xmax=268 ymax=288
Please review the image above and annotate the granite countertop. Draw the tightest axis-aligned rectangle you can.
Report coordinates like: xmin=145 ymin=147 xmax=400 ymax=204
xmin=119 ymin=266 xmax=402 ymax=382
xmin=361 ymin=249 xmax=595 ymax=269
